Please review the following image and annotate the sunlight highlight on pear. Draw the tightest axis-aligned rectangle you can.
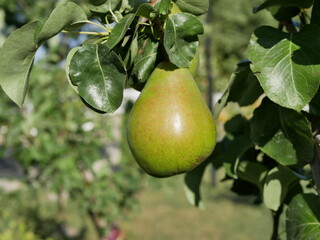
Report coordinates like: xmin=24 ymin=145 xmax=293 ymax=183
xmin=127 ymin=62 xmax=216 ymax=177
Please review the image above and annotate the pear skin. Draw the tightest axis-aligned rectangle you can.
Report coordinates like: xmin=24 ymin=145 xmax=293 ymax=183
xmin=127 ymin=62 xmax=216 ymax=177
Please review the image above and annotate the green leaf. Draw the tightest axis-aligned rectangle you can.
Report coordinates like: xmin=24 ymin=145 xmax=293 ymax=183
xmin=35 ymin=2 xmax=87 ymax=46
xmin=65 ymin=47 xmax=80 ymax=93
xmin=303 ymin=88 xmax=320 ymax=117
xmin=164 ymin=12 xmax=203 ymax=68
xmin=106 ymin=13 xmax=135 ymax=50
xmin=87 ymin=0 xmax=122 ymax=13
xmin=69 ymin=44 xmax=126 ymax=113
xmin=131 ymin=37 xmax=159 ymax=84
xmin=174 ymin=0 xmax=209 ymax=15
xmin=213 ymin=115 xmax=254 ymax=177
xmin=184 ymin=158 xmax=211 ymax=209
xmin=250 ymin=98 xmax=313 ymax=166
xmin=286 ymin=194 xmax=320 ymax=240
xmin=263 ymin=166 xmax=298 ymax=211
xmin=268 ymin=6 xmax=300 ymax=21
xmin=214 ymin=60 xmax=263 ymax=119
xmin=154 ymin=0 xmax=172 ymax=16
xmin=248 ymin=25 xmax=320 ymax=111
xmin=223 ymin=134 xmax=253 ymax=178
xmin=135 ymin=3 xmax=155 ymax=21
xmin=0 ymin=22 xmax=38 ymax=107
xmin=254 ymin=0 xmax=313 ymax=13
xmin=236 ymin=161 xmax=269 ymax=194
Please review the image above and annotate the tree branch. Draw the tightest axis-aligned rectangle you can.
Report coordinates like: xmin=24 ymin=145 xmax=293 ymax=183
xmin=312 ymin=133 xmax=320 ymax=196
xmin=270 ymin=205 xmax=283 ymax=240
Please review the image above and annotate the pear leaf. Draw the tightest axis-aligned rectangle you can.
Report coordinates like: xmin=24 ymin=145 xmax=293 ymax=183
xmin=214 ymin=60 xmax=263 ymax=119
xmin=286 ymin=194 xmax=320 ymax=240
xmin=87 ymin=0 xmax=122 ymax=13
xmin=0 ymin=2 xmax=87 ymax=107
xmin=135 ymin=3 xmax=155 ymax=21
xmin=248 ymin=25 xmax=320 ymax=111
xmin=0 ymin=22 xmax=38 ymax=107
xmin=174 ymin=0 xmax=209 ymax=15
xmin=131 ymin=38 xmax=159 ymax=84
xmin=154 ymin=0 xmax=172 ymax=16
xmin=65 ymin=47 xmax=80 ymax=94
xmin=303 ymin=89 xmax=320 ymax=117
xmin=250 ymin=98 xmax=313 ymax=166
xmin=35 ymin=2 xmax=88 ymax=46
xmin=236 ymin=161 xmax=269 ymax=194
xmin=164 ymin=12 xmax=203 ymax=68
xmin=263 ymin=166 xmax=298 ymax=211
xmin=184 ymin=157 xmax=212 ymax=209
xmin=254 ymin=0 xmax=313 ymax=13
xmin=106 ymin=13 xmax=135 ymax=50
xmin=69 ymin=44 xmax=126 ymax=113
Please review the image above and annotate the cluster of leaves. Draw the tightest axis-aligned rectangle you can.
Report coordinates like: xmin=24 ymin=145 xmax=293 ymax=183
xmin=0 ymin=0 xmax=207 ymax=114
xmin=185 ymin=0 xmax=320 ymax=239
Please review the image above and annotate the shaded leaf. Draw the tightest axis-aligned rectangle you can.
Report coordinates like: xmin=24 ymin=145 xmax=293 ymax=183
xmin=286 ymin=194 xmax=320 ymax=240
xmin=174 ymin=0 xmax=209 ymax=15
xmin=303 ymin=89 xmax=320 ymax=117
xmin=87 ymin=0 xmax=122 ymax=13
xmin=0 ymin=22 xmax=38 ymax=107
xmin=222 ymin=134 xmax=253 ymax=178
xmin=184 ymin=157 xmax=211 ymax=208
xmin=263 ymin=166 xmax=298 ymax=211
xmin=35 ymin=2 xmax=87 ymax=46
xmin=214 ymin=60 xmax=263 ymax=119
xmin=135 ymin=3 xmax=155 ymax=21
xmin=268 ymin=6 xmax=300 ymax=21
xmin=248 ymin=25 xmax=320 ymax=111
xmin=236 ymin=161 xmax=269 ymax=194
xmin=254 ymin=0 xmax=313 ymax=13
xmin=250 ymin=98 xmax=313 ymax=166
xmin=69 ymin=44 xmax=126 ymax=113
xmin=131 ymin=37 xmax=159 ymax=84
xmin=164 ymin=13 xmax=203 ymax=67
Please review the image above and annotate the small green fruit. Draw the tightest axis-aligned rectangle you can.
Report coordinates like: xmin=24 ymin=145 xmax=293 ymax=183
xmin=127 ymin=62 xmax=216 ymax=177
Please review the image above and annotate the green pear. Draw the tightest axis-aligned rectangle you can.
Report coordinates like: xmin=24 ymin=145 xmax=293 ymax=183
xmin=127 ymin=62 xmax=216 ymax=177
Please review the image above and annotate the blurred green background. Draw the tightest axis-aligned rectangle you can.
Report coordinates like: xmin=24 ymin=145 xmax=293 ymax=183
xmin=0 ymin=0 xmax=277 ymax=239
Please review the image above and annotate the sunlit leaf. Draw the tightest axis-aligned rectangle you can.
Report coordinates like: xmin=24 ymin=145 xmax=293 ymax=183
xmin=35 ymin=2 xmax=87 ymax=46
xmin=0 ymin=22 xmax=38 ymax=107
xmin=164 ymin=13 xmax=203 ymax=68
xmin=248 ymin=25 xmax=320 ymax=111
xmin=69 ymin=44 xmax=126 ymax=113
xmin=263 ymin=166 xmax=298 ymax=211
xmin=286 ymin=194 xmax=320 ymax=240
